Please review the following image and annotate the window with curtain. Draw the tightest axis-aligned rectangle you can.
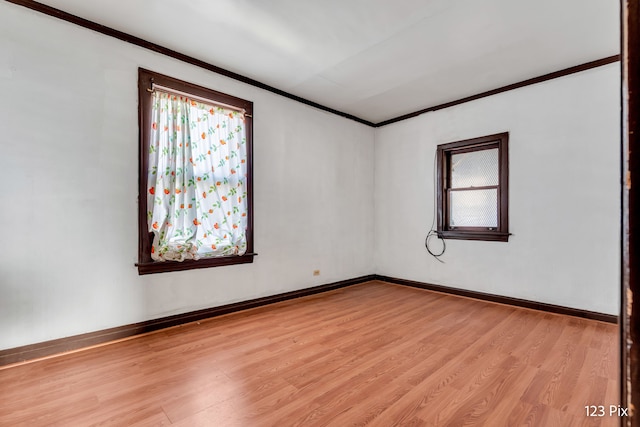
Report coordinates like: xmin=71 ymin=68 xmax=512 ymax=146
xmin=436 ymin=133 xmax=509 ymax=242
xmin=137 ymin=69 xmax=254 ymax=274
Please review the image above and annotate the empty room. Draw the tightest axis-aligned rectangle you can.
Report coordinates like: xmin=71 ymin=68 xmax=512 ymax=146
xmin=1 ymin=0 xmax=636 ymax=426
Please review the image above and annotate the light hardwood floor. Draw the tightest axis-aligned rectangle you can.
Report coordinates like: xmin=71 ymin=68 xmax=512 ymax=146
xmin=0 ymin=281 xmax=619 ymax=426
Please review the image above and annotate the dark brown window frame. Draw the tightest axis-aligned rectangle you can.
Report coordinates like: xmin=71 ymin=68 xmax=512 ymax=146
xmin=436 ymin=132 xmax=509 ymax=242
xmin=137 ymin=68 xmax=255 ymax=275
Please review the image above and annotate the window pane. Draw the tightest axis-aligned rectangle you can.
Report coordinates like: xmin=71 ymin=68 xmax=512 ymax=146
xmin=451 ymin=148 xmax=498 ymax=188
xmin=450 ymin=189 xmax=497 ymax=227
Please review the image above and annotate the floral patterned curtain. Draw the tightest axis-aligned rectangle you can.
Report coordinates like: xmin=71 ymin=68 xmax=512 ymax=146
xmin=147 ymin=91 xmax=248 ymax=261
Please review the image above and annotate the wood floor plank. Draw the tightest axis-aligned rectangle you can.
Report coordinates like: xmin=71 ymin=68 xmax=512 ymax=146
xmin=0 ymin=280 xmax=619 ymax=426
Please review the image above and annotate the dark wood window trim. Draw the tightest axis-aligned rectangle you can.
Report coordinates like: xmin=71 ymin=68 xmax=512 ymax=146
xmin=137 ymin=68 xmax=255 ymax=275
xmin=436 ymin=132 xmax=509 ymax=242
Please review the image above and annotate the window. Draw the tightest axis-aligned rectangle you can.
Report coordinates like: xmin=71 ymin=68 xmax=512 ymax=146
xmin=137 ymin=69 xmax=254 ymax=274
xmin=436 ymin=132 xmax=509 ymax=242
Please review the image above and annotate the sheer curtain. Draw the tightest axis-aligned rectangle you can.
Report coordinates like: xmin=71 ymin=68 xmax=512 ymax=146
xmin=146 ymin=91 xmax=248 ymax=261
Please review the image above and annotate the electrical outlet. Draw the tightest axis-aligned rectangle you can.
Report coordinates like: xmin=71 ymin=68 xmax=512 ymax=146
xmin=313 ymin=270 xmax=320 ymax=276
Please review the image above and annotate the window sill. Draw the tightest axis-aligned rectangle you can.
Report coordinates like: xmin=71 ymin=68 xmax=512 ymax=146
xmin=137 ymin=253 xmax=257 ymax=275
xmin=437 ymin=230 xmax=510 ymax=242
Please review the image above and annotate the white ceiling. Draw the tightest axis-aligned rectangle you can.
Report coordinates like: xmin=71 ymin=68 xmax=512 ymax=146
xmin=36 ymin=0 xmax=620 ymax=124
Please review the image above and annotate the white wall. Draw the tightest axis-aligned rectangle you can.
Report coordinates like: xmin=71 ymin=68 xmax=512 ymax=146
xmin=0 ymin=3 xmax=375 ymax=350
xmin=374 ymin=63 xmax=621 ymax=315
xmin=0 ymin=2 xmax=621 ymax=351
